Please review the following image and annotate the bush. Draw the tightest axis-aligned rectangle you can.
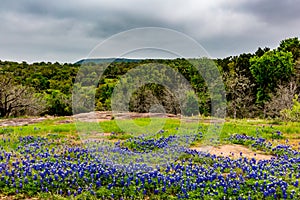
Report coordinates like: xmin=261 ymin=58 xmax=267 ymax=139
xmin=280 ymin=94 xmax=300 ymax=121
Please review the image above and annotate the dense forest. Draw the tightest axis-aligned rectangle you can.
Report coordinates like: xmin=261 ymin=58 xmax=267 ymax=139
xmin=1 ymin=37 xmax=300 ymax=119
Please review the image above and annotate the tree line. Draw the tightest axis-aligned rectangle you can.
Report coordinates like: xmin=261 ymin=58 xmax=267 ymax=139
xmin=0 ymin=37 xmax=300 ymax=119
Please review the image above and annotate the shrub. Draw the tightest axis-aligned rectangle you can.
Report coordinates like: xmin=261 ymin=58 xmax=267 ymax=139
xmin=280 ymin=94 xmax=300 ymax=121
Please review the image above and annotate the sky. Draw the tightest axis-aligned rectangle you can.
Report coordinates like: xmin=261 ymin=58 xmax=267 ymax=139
xmin=0 ymin=0 xmax=300 ymax=63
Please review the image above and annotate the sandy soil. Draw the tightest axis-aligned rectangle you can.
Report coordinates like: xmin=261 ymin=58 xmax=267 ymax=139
xmin=190 ymin=144 xmax=274 ymax=160
xmin=0 ymin=117 xmax=50 ymax=127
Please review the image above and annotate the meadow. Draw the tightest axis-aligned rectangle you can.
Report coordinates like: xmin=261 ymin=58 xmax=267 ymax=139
xmin=0 ymin=117 xmax=299 ymax=199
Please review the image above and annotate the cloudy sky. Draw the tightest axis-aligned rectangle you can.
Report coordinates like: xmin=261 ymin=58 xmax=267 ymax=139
xmin=0 ymin=0 xmax=299 ymax=63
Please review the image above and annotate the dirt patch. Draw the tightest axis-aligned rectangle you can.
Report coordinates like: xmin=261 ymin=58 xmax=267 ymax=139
xmin=190 ymin=144 xmax=274 ymax=160
xmin=73 ymin=111 xmax=180 ymax=122
xmin=115 ymin=112 xmax=179 ymax=120
xmin=1 ymin=112 xmax=223 ymax=126
xmin=56 ymin=119 xmax=73 ymax=124
xmin=73 ymin=111 xmax=225 ymax=124
xmin=0 ymin=117 xmax=50 ymax=127
xmin=73 ymin=112 xmax=113 ymax=122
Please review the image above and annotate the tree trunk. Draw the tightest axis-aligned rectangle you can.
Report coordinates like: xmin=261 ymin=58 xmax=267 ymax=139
xmin=233 ymin=107 xmax=237 ymax=119
xmin=263 ymin=104 xmax=266 ymax=118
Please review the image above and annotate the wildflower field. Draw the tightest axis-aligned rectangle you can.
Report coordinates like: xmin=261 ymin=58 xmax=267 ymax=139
xmin=0 ymin=117 xmax=299 ymax=199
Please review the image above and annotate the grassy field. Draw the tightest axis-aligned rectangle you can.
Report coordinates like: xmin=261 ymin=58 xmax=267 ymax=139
xmin=0 ymin=117 xmax=299 ymax=199
xmin=2 ymin=117 xmax=299 ymax=147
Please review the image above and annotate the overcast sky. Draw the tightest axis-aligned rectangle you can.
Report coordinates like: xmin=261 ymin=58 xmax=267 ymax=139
xmin=0 ymin=0 xmax=299 ymax=63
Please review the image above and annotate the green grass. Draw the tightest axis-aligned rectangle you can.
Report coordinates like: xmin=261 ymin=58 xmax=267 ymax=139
xmin=1 ymin=117 xmax=300 ymax=147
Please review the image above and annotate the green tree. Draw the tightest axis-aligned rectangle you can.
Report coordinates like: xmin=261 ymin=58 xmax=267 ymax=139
xmin=255 ymin=47 xmax=270 ymax=57
xmin=44 ymin=89 xmax=72 ymax=116
xmin=72 ymin=83 xmax=96 ymax=114
xmin=182 ymin=91 xmax=199 ymax=116
xmin=278 ymin=37 xmax=300 ymax=61
xmin=250 ymin=50 xmax=294 ymax=117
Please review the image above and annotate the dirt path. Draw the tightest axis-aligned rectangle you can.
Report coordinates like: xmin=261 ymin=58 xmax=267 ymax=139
xmin=190 ymin=144 xmax=274 ymax=160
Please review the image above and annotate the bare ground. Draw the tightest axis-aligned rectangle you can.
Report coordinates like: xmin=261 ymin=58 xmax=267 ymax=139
xmin=73 ymin=111 xmax=179 ymax=122
xmin=0 ymin=111 xmax=224 ymax=127
xmin=190 ymin=144 xmax=274 ymax=160
xmin=0 ymin=116 xmax=51 ymax=127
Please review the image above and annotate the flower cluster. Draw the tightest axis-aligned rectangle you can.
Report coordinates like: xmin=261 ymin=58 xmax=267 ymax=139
xmin=121 ymin=132 xmax=202 ymax=152
xmin=0 ymin=132 xmax=299 ymax=199
xmin=229 ymin=134 xmax=300 ymax=157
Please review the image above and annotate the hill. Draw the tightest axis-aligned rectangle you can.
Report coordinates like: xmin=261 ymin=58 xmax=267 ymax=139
xmin=75 ymin=58 xmax=142 ymax=65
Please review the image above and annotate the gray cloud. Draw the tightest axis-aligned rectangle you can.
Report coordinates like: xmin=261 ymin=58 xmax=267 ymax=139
xmin=0 ymin=0 xmax=299 ymax=63
xmin=235 ymin=0 xmax=300 ymax=25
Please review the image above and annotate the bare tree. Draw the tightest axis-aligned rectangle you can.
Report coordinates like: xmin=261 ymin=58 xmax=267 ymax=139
xmin=224 ymin=71 xmax=256 ymax=119
xmin=266 ymin=79 xmax=298 ymax=118
xmin=0 ymin=75 xmax=45 ymax=117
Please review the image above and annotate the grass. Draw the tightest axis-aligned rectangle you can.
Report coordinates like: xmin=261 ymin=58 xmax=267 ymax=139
xmin=1 ymin=116 xmax=300 ymax=147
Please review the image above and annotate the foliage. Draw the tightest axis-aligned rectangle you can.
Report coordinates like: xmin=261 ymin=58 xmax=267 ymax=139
xmin=250 ymin=50 xmax=294 ymax=104
xmin=182 ymin=91 xmax=199 ymax=116
xmin=250 ymin=50 xmax=294 ymax=118
xmin=224 ymin=71 xmax=255 ymax=118
xmin=0 ymin=74 xmax=45 ymax=117
xmin=43 ymin=89 xmax=72 ymax=116
xmin=278 ymin=37 xmax=300 ymax=61
xmin=281 ymin=94 xmax=300 ymax=121
xmin=266 ymin=80 xmax=298 ymax=118
xmin=1 ymin=37 xmax=300 ymax=119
